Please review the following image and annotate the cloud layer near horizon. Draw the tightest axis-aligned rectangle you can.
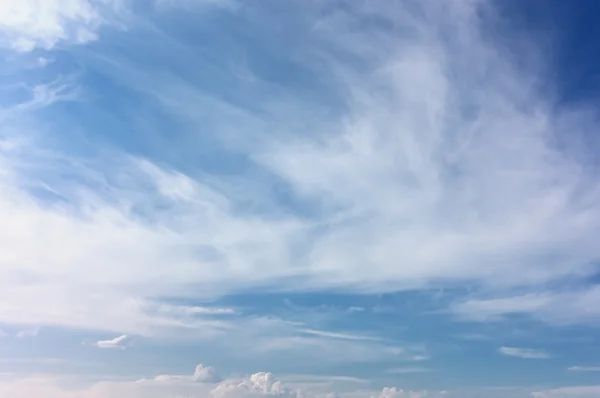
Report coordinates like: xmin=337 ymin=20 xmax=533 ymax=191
xmin=0 ymin=363 xmax=597 ymax=398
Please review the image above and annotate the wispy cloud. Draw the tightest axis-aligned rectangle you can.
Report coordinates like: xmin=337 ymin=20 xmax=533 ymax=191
xmin=96 ymin=335 xmax=130 ymax=349
xmin=567 ymin=366 xmax=600 ymax=372
xmin=532 ymin=385 xmax=600 ymax=398
xmin=0 ymin=0 xmax=599 ymax=388
xmin=499 ymin=347 xmax=550 ymax=359
xmin=451 ymin=287 xmax=600 ymax=325
xmin=299 ymin=329 xmax=380 ymax=341
xmin=386 ymin=367 xmax=431 ymax=374
xmin=16 ymin=328 xmax=39 ymax=338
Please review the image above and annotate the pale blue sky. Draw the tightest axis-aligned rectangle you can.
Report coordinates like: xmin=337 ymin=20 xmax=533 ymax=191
xmin=1 ymin=1 xmax=600 ymax=397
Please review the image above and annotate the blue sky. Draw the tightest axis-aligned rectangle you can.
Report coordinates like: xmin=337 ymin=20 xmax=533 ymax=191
xmin=1 ymin=0 xmax=600 ymax=397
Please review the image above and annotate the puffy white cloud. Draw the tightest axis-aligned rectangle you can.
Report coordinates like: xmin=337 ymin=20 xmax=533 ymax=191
xmin=95 ymin=334 xmax=129 ymax=349
xmin=375 ymin=387 xmax=431 ymax=398
xmin=1 ymin=362 xmax=591 ymax=398
xmin=155 ymin=364 xmax=222 ymax=383
xmin=0 ymin=0 xmax=117 ymax=51
xmin=0 ymin=365 xmax=374 ymax=398
xmin=498 ymin=347 xmax=550 ymax=359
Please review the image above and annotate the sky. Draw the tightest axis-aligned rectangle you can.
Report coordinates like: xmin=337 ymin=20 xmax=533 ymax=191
xmin=0 ymin=0 xmax=600 ymax=397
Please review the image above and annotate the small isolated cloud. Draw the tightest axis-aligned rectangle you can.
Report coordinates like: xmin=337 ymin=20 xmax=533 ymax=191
xmin=16 ymin=328 xmax=39 ymax=338
xmin=568 ymin=366 xmax=600 ymax=372
xmin=95 ymin=335 xmax=130 ymax=349
xmin=155 ymin=364 xmax=222 ymax=383
xmin=498 ymin=346 xmax=550 ymax=359
xmin=348 ymin=307 xmax=365 ymax=312
xmin=193 ymin=364 xmax=222 ymax=382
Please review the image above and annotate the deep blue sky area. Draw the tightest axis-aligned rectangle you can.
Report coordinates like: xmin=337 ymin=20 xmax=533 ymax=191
xmin=502 ymin=0 xmax=600 ymax=105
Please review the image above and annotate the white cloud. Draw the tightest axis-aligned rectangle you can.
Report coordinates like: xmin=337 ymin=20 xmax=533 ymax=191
xmin=567 ymin=366 xmax=600 ymax=372
xmin=300 ymin=329 xmax=380 ymax=341
xmin=155 ymin=364 xmax=222 ymax=383
xmin=451 ymin=286 xmax=600 ymax=325
xmin=376 ymin=387 xmax=431 ymax=398
xmin=532 ymin=386 xmax=600 ymax=398
xmin=0 ymin=367 xmax=446 ymax=398
xmin=0 ymin=0 xmax=116 ymax=51
xmin=0 ymin=0 xmax=599 ymax=345
xmin=95 ymin=334 xmax=129 ymax=349
xmin=498 ymin=347 xmax=550 ymax=359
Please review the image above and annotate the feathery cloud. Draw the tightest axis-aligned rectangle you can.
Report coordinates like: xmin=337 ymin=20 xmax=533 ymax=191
xmin=498 ymin=347 xmax=550 ymax=359
xmin=95 ymin=335 xmax=130 ymax=349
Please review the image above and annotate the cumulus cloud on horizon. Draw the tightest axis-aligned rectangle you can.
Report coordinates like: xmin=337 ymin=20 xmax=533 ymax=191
xmin=0 ymin=364 xmax=445 ymax=398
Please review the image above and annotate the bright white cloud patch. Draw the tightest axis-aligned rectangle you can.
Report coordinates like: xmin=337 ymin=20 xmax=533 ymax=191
xmin=498 ymin=347 xmax=550 ymax=359
xmin=95 ymin=334 xmax=129 ymax=349
xmin=0 ymin=0 xmax=116 ymax=51
xmin=567 ymin=366 xmax=600 ymax=372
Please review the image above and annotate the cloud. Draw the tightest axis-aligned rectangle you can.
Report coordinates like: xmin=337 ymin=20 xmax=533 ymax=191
xmin=498 ymin=347 xmax=550 ymax=359
xmin=567 ymin=366 xmax=600 ymax=372
xmin=385 ymin=368 xmax=431 ymax=374
xmin=300 ymin=329 xmax=380 ymax=341
xmin=0 ymin=0 xmax=599 ymax=352
xmin=0 ymin=0 xmax=121 ymax=51
xmin=0 ymin=366 xmax=446 ymax=398
xmin=95 ymin=334 xmax=130 ymax=349
xmin=450 ymin=287 xmax=600 ymax=325
xmin=376 ymin=387 xmax=432 ymax=398
xmin=154 ymin=364 xmax=222 ymax=383
xmin=16 ymin=327 xmax=39 ymax=338
xmin=532 ymin=386 xmax=600 ymax=398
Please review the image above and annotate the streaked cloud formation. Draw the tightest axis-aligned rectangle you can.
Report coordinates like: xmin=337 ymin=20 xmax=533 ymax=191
xmin=1 ymin=0 xmax=600 ymax=396
xmin=95 ymin=334 xmax=129 ymax=349
xmin=499 ymin=347 xmax=551 ymax=359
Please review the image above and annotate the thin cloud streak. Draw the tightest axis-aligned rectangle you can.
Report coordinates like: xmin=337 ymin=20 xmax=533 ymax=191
xmin=499 ymin=347 xmax=550 ymax=359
